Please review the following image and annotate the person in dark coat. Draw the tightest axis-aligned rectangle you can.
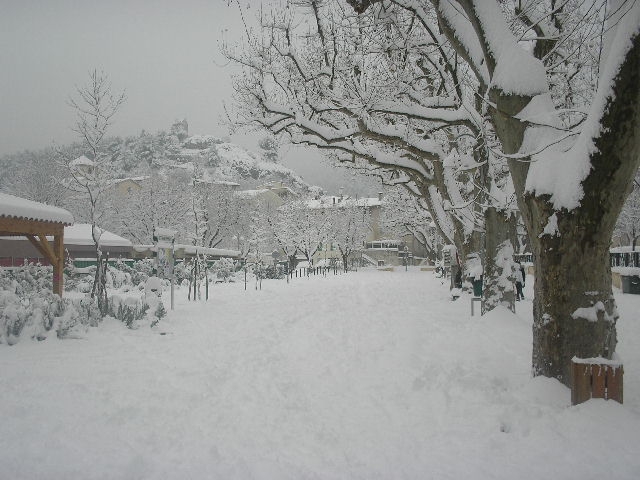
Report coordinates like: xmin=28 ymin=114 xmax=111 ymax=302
xmin=515 ymin=261 xmax=525 ymax=301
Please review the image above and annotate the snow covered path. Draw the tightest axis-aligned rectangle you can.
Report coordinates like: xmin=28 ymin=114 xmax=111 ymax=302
xmin=1 ymin=269 xmax=639 ymax=479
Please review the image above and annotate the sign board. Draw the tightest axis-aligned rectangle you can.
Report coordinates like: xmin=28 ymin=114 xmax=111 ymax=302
xmin=153 ymin=227 xmax=177 ymax=280
xmin=442 ymin=244 xmax=456 ymax=267
xmin=157 ymin=245 xmax=174 ymax=279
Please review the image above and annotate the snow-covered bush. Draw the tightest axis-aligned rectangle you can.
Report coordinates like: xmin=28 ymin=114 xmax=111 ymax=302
xmin=56 ymin=297 xmax=102 ymax=338
xmin=0 ymin=288 xmax=64 ymax=344
xmin=0 ymin=265 xmax=103 ymax=344
xmin=65 ymin=266 xmax=94 ymax=293
xmin=152 ymin=302 xmax=167 ymax=328
xmin=110 ymin=259 xmax=155 ymax=287
xmin=108 ymin=262 xmax=132 ymax=289
xmin=2 ymin=262 xmax=52 ymax=294
xmin=210 ymin=258 xmax=235 ymax=282
xmin=263 ymin=264 xmax=284 ymax=279
xmin=144 ymin=276 xmax=167 ymax=328
xmin=173 ymin=260 xmax=191 ymax=284
xmin=108 ymin=295 xmax=148 ymax=329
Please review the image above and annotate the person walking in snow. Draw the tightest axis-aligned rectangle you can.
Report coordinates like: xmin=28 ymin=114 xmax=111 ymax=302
xmin=514 ymin=261 xmax=525 ymax=301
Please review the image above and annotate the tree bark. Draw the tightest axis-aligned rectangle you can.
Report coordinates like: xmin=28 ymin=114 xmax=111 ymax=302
xmin=530 ymin=212 xmax=617 ymax=383
xmin=482 ymin=207 xmax=517 ymax=315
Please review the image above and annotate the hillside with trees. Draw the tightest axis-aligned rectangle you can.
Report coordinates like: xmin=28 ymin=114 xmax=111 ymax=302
xmin=0 ymin=119 xmax=312 ymax=248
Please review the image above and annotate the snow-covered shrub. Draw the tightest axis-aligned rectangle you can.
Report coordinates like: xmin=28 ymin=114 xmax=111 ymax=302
xmin=67 ymin=270 xmax=94 ymax=293
xmin=152 ymin=302 xmax=167 ymax=328
xmin=110 ymin=259 xmax=155 ymax=286
xmin=144 ymin=276 xmax=166 ymax=328
xmin=173 ymin=260 xmax=191 ymax=284
xmin=251 ymin=262 xmax=266 ymax=280
xmin=107 ymin=262 xmax=132 ymax=289
xmin=108 ymin=295 xmax=148 ymax=329
xmin=211 ymin=258 xmax=235 ymax=282
xmin=1 ymin=262 xmax=52 ymax=294
xmin=56 ymin=297 xmax=102 ymax=339
xmin=0 ymin=288 xmax=64 ymax=344
xmin=0 ymin=265 xmax=103 ymax=343
xmin=263 ymin=264 xmax=285 ymax=279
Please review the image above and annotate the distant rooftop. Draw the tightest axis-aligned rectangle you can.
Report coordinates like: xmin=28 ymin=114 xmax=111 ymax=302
xmin=69 ymin=155 xmax=94 ymax=167
xmin=306 ymin=194 xmax=383 ymax=209
xmin=65 ymin=224 xmax=132 ymax=247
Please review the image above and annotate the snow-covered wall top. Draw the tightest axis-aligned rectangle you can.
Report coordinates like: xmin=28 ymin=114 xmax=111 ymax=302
xmin=0 ymin=192 xmax=74 ymax=225
xmin=132 ymin=243 xmax=240 ymax=258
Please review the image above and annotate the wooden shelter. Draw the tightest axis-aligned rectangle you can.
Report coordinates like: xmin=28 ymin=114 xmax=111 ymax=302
xmin=0 ymin=192 xmax=74 ymax=296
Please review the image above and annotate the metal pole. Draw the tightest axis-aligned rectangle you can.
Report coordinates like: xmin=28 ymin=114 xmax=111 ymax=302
xmin=171 ymin=240 xmax=175 ymax=310
xmin=171 ymin=277 xmax=174 ymax=310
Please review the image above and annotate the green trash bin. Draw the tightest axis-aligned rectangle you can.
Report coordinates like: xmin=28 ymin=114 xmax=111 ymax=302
xmin=472 ymin=277 xmax=483 ymax=297
xmin=621 ymin=275 xmax=640 ymax=294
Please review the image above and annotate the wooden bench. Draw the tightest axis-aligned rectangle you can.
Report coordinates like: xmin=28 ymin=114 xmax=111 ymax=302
xmin=571 ymin=357 xmax=623 ymax=405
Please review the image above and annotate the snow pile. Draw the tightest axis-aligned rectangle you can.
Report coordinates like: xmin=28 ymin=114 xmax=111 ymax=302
xmin=492 ymin=43 xmax=548 ymax=96
xmin=571 ymin=301 xmax=613 ymax=323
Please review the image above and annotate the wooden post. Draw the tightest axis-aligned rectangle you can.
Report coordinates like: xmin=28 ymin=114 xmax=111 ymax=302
xmin=53 ymin=229 xmax=64 ymax=297
xmin=25 ymin=227 xmax=64 ymax=297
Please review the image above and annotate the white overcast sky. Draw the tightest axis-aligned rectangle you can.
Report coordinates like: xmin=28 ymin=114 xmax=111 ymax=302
xmin=0 ymin=0 xmax=378 ymax=194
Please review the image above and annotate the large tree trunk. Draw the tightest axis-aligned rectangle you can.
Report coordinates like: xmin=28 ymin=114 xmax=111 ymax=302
xmin=531 ymin=211 xmax=617 ymax=383
xmin=497 ymin=30 xmax=639 ymax=386
xmin=482 ymin=207 xmax=517 ymax=315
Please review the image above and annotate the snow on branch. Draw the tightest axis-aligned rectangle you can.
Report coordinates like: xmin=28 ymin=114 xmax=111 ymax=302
xmin=525 ymin=3 xmax=640 ymax=210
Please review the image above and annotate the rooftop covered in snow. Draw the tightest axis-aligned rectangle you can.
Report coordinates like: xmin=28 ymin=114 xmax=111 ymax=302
xmin=0 ymin=192 xmax=73 ymax=296
xmin=64 ymin=224 xmax=132 ymax=248
xmin=306 ymin=194 xmax=383 ymax=209
xmin=0 ymin=192 xmax=74 ymax=226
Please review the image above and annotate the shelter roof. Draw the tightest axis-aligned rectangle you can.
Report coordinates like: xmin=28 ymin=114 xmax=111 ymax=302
xmin=0 ymin=192 xmax=74 ymax=225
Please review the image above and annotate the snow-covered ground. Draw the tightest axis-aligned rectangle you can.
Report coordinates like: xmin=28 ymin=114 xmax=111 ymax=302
xmin=1 ymin=268 xmax=639 ymax=479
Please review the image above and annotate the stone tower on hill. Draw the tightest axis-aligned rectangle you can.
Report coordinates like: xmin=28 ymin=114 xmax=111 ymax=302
xmin=171 ymin=119 xmax=189 ymax=142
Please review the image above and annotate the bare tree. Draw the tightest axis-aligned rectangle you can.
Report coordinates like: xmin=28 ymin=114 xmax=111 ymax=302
xmin=62 ymin=70 xmax=125 ymax=313
xmin=275 ymin=200 xmax=330 ymax=265
xmin=327 ymin=199 xmax=371 ymax=271
xmin=3 ymin=148 xmax=67 ymax=207
xmin=107 ymin=171 xmax=191 ymax=244
xmin=380 ymin=187 xmax=443 ymax=262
